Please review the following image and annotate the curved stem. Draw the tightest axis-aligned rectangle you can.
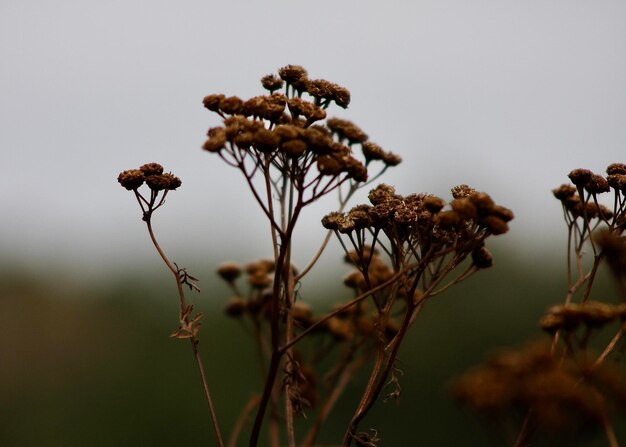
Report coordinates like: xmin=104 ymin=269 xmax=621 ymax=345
xmin=145 ymin=218 xmax=224 ymax=447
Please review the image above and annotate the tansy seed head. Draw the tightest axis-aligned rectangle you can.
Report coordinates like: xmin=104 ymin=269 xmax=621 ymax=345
xmin=568 ymin=168 xmax=593 ymax=186
xmin=118 ymin=169 xmax=145 ymax=190
xmin=139 ymin=163 xmax=164 ymax=176
xmin=261 ymin=74 xmax=284 ymax=92
xmin=217 ymin=262 xmax=242 ymax=283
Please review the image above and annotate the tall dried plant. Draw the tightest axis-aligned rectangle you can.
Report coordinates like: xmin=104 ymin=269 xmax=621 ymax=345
xmin=118 ymin=65 xmax=513 ymax=447
xmin=454 ymin=164 xmax=626 ymax=447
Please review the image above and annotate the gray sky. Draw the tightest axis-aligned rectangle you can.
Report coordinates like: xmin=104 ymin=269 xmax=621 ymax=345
xmin=2 ymin=1 xmax=625 ymax=273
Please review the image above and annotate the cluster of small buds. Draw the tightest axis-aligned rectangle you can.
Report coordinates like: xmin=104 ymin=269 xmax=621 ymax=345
xmin=276 ymin=65 xmax=351 ymax=108
xmin=553 ymin=163 xmax=626 ymax=221
xmin=117 ymin=163 xmax=182 ymax=192
xmin=322 ymin=184 xmax=511 ymax=272
xmin=201 ymin=65 xmax=401 ymax=193
xmin=219 ymin=259 xmax=304 ymax=319
xmin=539 ymin=301 xmax=626 ymax=333
xmin=453 ymin=341 xmax=626 ymax=438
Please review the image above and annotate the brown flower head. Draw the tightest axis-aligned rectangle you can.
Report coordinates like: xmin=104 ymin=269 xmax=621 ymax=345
xmin=219 ymin=96 xmax=244 ymax=115
xmin=145 ymin=173 xmax=182 ymax=191
xmin=118 ymin=169 xmax=145 ymax=190
xmin=202 ymin=94 xmax=225 ymax=112
xmin=278 ymin=64 xmax=308 ymax=84
xmin=261 ymin=74 xmax=284 ymax=92
xmin=217 ymin=262 xmax=242 ymax=283
xmin=451 ymin=184 xmax=477 ymax=199
xmin=326 ymin=117 xmax=368 ymax=144
xmin=472 ymin=247 xmax=493 ymax=269
xmin=584 ymin=174 xmax=610 ymax=194
xmin=139 ymin=163 xmax=164 ymax=176
xmin=552 ymin=184 xmax=577 ymax=201
xmin=568 ymin=168 xmax=593 ymax=187
xmin=317 ymin=155 xmax=342 ymax=176
xmin=203 ymin=127 xmax=227 ymax=153
xmin=607 ymin=163 xmax=626 ymax=176
xmin=368 ymin=183 xmax=397 ymax=205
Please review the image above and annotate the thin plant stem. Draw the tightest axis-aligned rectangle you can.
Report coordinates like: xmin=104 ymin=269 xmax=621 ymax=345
xmin=145 ymin=218 xmax=224 ymax=447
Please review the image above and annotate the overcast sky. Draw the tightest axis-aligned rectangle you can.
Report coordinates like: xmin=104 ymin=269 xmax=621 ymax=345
xmin=1 ymin=1 xmax=625 ymax=274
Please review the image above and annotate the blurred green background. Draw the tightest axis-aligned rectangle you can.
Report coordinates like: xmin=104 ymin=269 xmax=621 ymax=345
xmin=3 ymin=245 xmax=625 ymax=446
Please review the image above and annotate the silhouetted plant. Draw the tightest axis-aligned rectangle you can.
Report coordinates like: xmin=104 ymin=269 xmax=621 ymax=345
xmin=119 ymin=65 xmax=512 ymax=447
xmin=454 ymin=163 xmax=626 ymax=447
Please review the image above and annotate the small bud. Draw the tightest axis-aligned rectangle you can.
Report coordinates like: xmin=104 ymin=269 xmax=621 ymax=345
xmin=217 ymin=262 xmax=242 ymax=283
xmin=117 ymin=169 xmax=145 ymax=190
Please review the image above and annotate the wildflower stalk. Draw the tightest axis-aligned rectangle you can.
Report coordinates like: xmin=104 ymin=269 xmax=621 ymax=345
xmin=145 ymin=217 xmax=225 ymax=447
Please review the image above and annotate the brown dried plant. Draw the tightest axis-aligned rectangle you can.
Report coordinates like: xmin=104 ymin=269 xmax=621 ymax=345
xmin=453 ymin=163 xmax=626 ymax=447
xmin=118 ymin=65 xmax=513 ymax=447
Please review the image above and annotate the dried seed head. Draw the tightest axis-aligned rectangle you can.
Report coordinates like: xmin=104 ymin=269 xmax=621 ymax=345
xmin=321 ymin=211 xmax=344 ymax=230
xmin=139 ymin=163 xmax=164 ymax=176
xmin=261 ymin=74 xmax=284 ymax=92
xmin=145 ymin=174 xmax=180 ymax=191
xmin=326 ymin=117 xmax=368 ymax=144
xmin=451 ymin=184 xmax=477 ymax=199
xmin=278 ymin=64 xmax=308 ymax=83
xmin=344 ymin=271 xmax=366 ymax=289
xmin=252 ymin=128 xmax=281 ymax=153
xmin=219 ymin=96 xmax=244 ymax=115
xmin=469 ymin=192 xmax=495 ymax=214
xmin=274 ymin=124 xmax=303 ymax=141
xmin=492 ymin=205 xmax=515 ymax=222
xmin=347 ymin=206 xmax=373 ymax=230
xmin=450 ymin=198 xmax=478 ymax=219
xmin=422 ymin=195 xmax=446 ymax=213
xmin=584 ymin=174 xmax=610 ymax=194
xmin=287 ymin=97 xmax=326 ymax=122
xmin=382 ymin=151 xmax=402 ymax=166
xmin=337 ymin=215 xmax=356 ymax=234
xmin=435 ymin=210 xmax=461 ymax=228
xmin=331 ymin=84 xmax=351 ymax=108
xmin=202 ymin=94 xmax=225 ymax=112
xmin=479 ymin=215 xmax=509 ymax=235
xmin=281 ymin=139 xmax=308 ymax=157
xmin=552 ymin=184 xmax=577 ymax=201
xmin=161 ymin=172 xmax=182 ymax=190
xmin=248 ymin=272 xmax=271 ymax=289
xmin=245 ymin=259 xmax=275 ymax=275
xmin=607 ymin=174 xmax=626 ymax=192
xmin=224 ymin=297 xmax=247 ymax=317
xmin=203 ymin=127 xmax=227 ymax=153
xmin=361 ymin=141 xmax=385 ymax=163
xmin=118 ymin=169 xmax=145 ymax=190
xmin=368 ymin=184 xmax=397 ymax=205
xmin=317 ymin=155 xmax=342 ymax=176
xmin=344 ymin=158 xmax=368 ymax=182
xmin=568 ymin=168 xmax=593 ymax=186
xmin=306 ymin=79 xmax=334 ymax=98
xmin=607 ymin=163 xmax=626 ymax=175
xmin=595 ymin=230 xmax=626 ymax=277
xmin=472 ymin=247 xmax=493 ymax=269
xmin=217 ymin=262 xmax=242 ymax=282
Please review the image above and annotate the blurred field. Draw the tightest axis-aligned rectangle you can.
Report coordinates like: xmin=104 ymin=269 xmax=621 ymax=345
xmin=2 ymin=250 xmax=625 ymax=446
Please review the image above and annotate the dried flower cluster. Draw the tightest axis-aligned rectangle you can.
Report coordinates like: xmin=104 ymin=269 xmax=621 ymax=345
xmin=453 ymin=342 xmax=626 ymax=441
xmin=117 ymin=163 xmax=182 ymax=221
xmin=117 ymin=66 xmax=515 ymax=447
xmin=201 ymin=65 xmax=400 ymax=215
xmin=454 ymin=162 xmax=626 ymax=446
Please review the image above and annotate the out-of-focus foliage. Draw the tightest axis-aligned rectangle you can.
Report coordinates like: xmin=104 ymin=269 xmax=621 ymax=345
xmin=2 ymin=251 xmax=624 ymax=446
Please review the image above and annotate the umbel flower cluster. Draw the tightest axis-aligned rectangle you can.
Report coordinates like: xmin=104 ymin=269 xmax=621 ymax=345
xmin=201 ymin=65 xmax=400 ymax=214
xmin=454 ymin=163 xmax=626 ymax=447
xmin=117 ymin=65 xmax=515 ymax=447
